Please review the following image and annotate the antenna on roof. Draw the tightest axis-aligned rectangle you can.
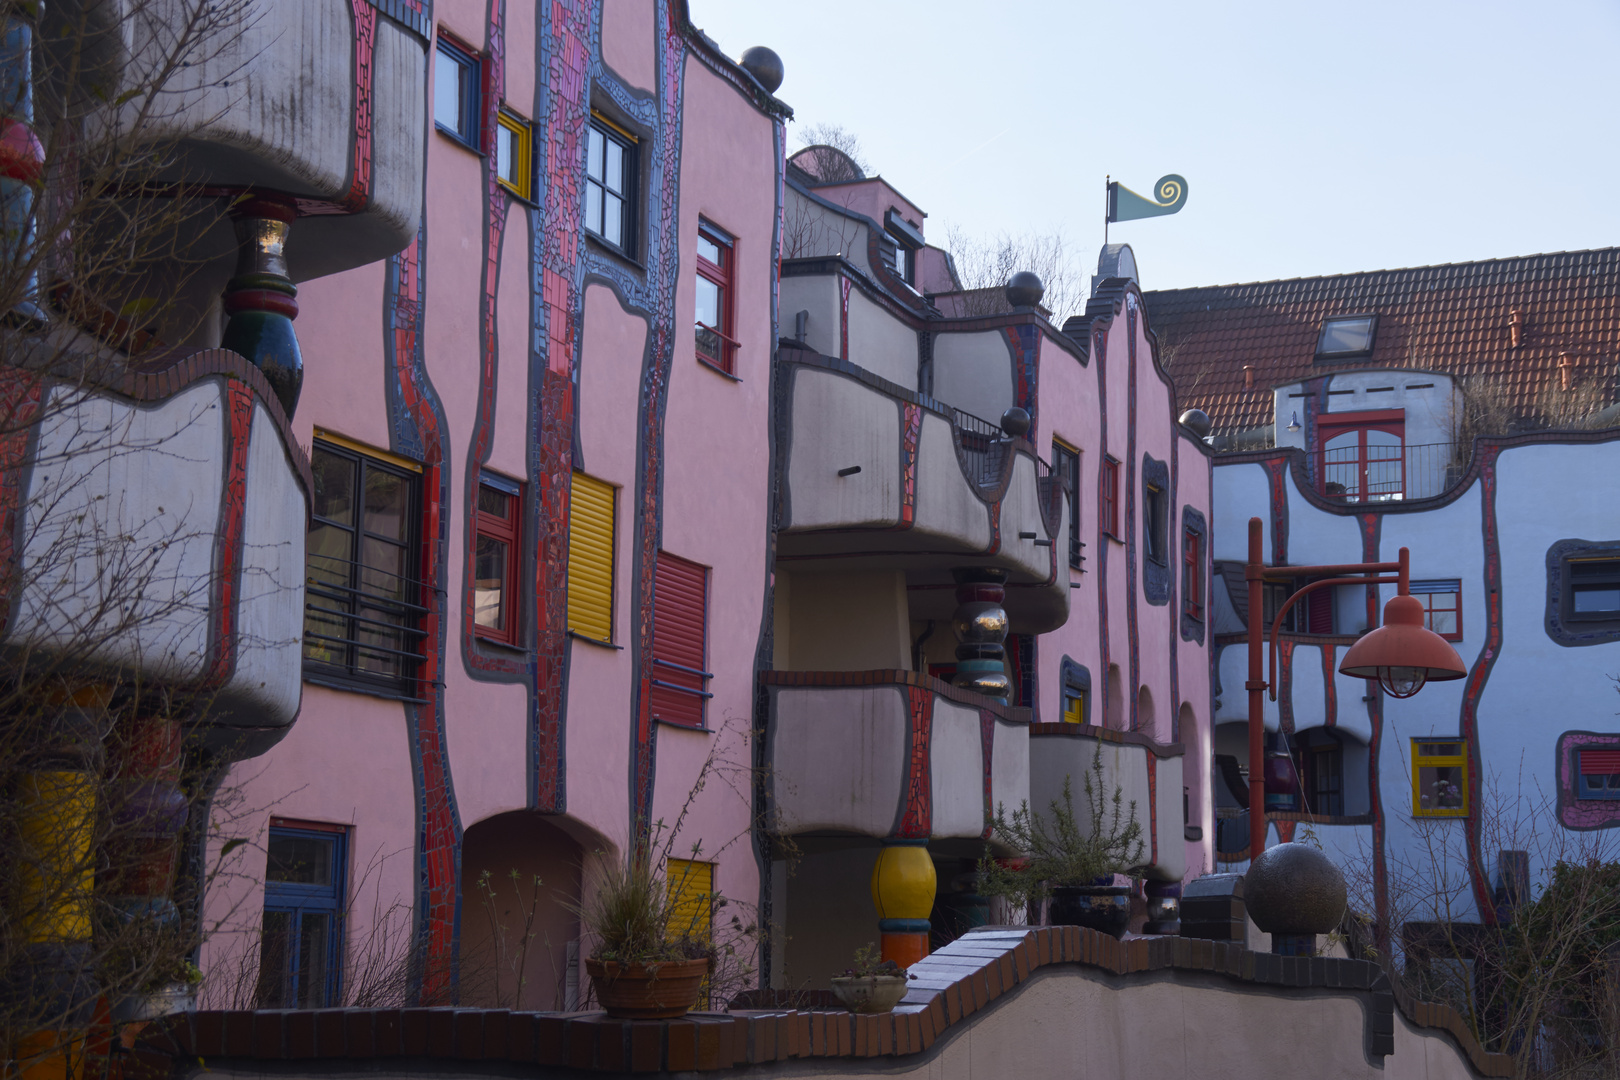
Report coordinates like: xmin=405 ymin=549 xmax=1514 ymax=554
xmin=1104 ymin=175 xmax=1110 ymax=248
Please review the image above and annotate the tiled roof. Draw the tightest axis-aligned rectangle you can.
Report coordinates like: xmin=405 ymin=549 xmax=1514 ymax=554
xmin=1142 ymin=248 xmax=1620 ymax=435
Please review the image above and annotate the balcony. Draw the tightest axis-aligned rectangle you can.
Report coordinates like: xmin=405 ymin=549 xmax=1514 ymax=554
xmin=776 ymin=346 xmax=1070 ymax=632
xmin=1026 ymin=724 xmax=1186 ymax=882
xmin=1314 ymin=441 xmax=1465 ymax=503
xmin=761 ymin=670 xmax=1030 ymax=844
xmin=2 ymin=349 xmax=310 ymax=759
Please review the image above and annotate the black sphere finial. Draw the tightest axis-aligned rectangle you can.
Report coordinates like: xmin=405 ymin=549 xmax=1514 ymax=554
xmin=1006 ymin=271 xmax=1044 ymax=309
xmin=739 ymin=47 xmax=784 ymax=93
xmin=1000 ymin=407 xmax=1031 ymax=438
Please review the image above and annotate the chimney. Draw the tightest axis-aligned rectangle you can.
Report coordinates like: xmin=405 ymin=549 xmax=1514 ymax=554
xmin=1509 ymin=309 xmax=1522 ymax=349
xmin=1244 ymin=364 xmax=1254 ymax=390
xmin=1558 ymin=352 xmax=1574 ymax=391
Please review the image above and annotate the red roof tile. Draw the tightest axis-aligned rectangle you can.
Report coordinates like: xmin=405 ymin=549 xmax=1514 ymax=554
xmin=1142 ymin=248 xmax=1620 ymax=435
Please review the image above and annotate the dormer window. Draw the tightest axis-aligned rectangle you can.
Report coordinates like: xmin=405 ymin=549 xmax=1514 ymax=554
xmin=883 ymin=209 xmax=924 ymax=287
xmin=1315 ymin=314 xmax=1378 ymax=360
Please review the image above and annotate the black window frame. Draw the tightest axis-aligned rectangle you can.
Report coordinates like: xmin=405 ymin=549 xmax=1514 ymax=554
xmin=585 ymin=114 xmax=638 ymax=257
xmin=1566 ymin=557 xmax=1620 ymax=623
xmin=1314 ymin=313 xmax=1379 ymax=361
xmin=303 ymin=440 xmax=427 ymax=700
xmin=259 ymin=822 xmax=348 ymax=1009
xmin=433 ymin=35 xmax=483 ymax=150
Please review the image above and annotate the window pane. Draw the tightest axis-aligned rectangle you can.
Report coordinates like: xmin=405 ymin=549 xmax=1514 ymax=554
xmin=585 ymin=182 xmax=602 ymax=234
xmin=357 ymin=614 xmax=404 ymax=677
xmin=1418 ymin=764 xmax=1465 ymax=811
xmin=605 ymin=139 xmax=624 ymax=194
xmin=1430 ymin=608 xmax=1458 ymax=636
xmin=696 ymin=234 xmax=720 ymax=264
xmin=1571 ymin=559 xmax=1620 ymax=579
xmin=1319 ymin=316 xmax=1375 ymax=354
xmin=361 ymin=537 xmax=406 ymax=599
xmin=1574 ymin=585 xmax=1620 ymax=614
xmin=257 ymin=909 xmax=292 ymax=1008
xmin=267 ymin=833 xmax=335 ymax=885
xmin=603 ymin=193 xmax=623 ymax=245
xmin=695 ymin=275 xmax=719 ymax=329
xmin=363 ymin=469 xmax=409 ymax=542
xmin=1323 ymin=430 xmax=1361 ymax=498
xmin=478 ymin=485 xmax=511 ymax=519
xmin=475 ymin=535 xmax=507 ymax=630
xmin=496 ymin=124 xmax=513 ymax=182
xmin=587 ymin=126 xmax=604 ymax=181
xmin=433 ymin=48 xmax=463 ymax=132
xmin=312 ymin=449 xmax=356 ymax=526
xmin=296 ymin=911 xmax=332 ymax=1008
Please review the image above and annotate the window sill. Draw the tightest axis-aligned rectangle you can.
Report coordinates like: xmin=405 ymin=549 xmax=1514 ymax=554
xmin=303 ymin=671 xmax=428 ymax=705
xmin=654 ymin=717 xmax=713 ymax=734
xmin=474 ymin=631 xmax=529 ymax=656
xmin=434 ymin=122 xmax=484 ymax=156
xmin=585 ymin=233 xmax=646 ymax=272
xmin=568 ymin=629 xmax=623 ymax=650
xmin=695 ymin=355 xmax=742 ymax=382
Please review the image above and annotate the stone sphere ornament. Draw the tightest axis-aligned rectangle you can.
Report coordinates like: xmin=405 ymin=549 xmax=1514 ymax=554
xmin=1005 ymin=271 xmax=1044 ymax=308
xmin=1244 ymin=842 xmax=1347 ymax=956
xmin=739 ymin=47 xmax=784 ymax=93
xmin=1000 ymin=407 xmax=1031 ymax=438
xmin=1179 ymin=409 xmax=1212 ymax=438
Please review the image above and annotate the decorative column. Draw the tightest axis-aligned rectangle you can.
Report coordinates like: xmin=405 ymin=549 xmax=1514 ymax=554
xmin=0 ymin=9 xmax=45 ymax=328
xmin=871 ymin=840 xmax=935 ymax=969
xmin=950 ymin=568 xmax=1010 ymax=704
xmin=220 ymin=196 xmax=302 ymax=418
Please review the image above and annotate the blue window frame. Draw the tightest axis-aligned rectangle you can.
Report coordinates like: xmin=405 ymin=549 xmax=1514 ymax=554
xmin=258 ymin=823 xmax=347 ymax=1008
xmin=433 ymin=36 xmax=482 ymax=148
xmin=1577 ymin=749 xmax=1620 ymax=800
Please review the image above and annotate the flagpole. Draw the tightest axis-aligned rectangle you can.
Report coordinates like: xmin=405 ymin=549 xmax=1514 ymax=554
xmin=1104 ymin=174 xmax=1109 ymax=247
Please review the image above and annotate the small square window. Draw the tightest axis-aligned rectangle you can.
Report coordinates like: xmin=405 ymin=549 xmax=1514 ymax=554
xmin=1568 ymin=558 xmax=1620 ymax=620
xmin=1577 ymin=749 xmax=1620 ymax=800
xmin=495 ymin=111 xmax=532 ymax=199
xmin=1410 ymin=579 xmax=1462 ymax=641
xmin=474 ymin=476 xmax=522 ymax=646
xmin=1101 ymin=456 xmax=1121 ymax=540
xmin=434 ymin=37 xmax=482 ymax=147
xmin=695 ymin=220 xmax=738 ymax=375
xmin=1412 ymin=739 xmax=1468 ymax=818
xmin=1315 ymin=314 xmax=1378 ymax=359
xmin=586 ymin=116 xmax=637 ymax=255
xmin=1062 ymin=689 xmax=1088 ymax=725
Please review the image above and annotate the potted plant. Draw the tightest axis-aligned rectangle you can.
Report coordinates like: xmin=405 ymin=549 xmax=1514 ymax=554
xmin=578 ymin=852 xmax=712 ymax=1019
xmin=829 ymin=943 xmax=911 ymax=1014
xmin=978 ymin=746 xmax=1146 ymax=938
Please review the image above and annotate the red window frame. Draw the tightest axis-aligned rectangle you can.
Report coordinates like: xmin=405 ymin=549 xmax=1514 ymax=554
xmin=1183 ymin=527 xmax=1203 ymax=618
xmin=473 ymin=477 xmax=522 ymax=646
xmin=695 ymin=220 xmax=738 ymax=375
xmin=1101 ymin=456 xmax=1121 ymax=540
xmin=650 ymin=552 xmax=711 ymax=728
xmin=1318 ymin=410 xmax=1405 ymax=503
xmin=1411 ymin=581 xmax=1462 ymax=642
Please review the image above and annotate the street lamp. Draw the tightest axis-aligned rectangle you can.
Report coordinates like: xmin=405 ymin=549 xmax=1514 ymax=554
xmin=1244 ymin=517 xmax=1466 ymax=858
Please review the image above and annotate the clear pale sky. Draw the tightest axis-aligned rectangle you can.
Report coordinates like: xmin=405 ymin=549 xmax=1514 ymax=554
xmin=690 ymin=0 xmax=1620 ymax=293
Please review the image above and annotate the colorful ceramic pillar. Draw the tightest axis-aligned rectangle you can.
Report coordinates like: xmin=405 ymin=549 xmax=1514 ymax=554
xmin=950 ymin=568 xmax=1010 ymax=704
xmin=0 ymin=9 xmax=46 ymax=327
xmin=220 ymin=196 xmax=302 ymax=417
xmin=871 ymin=840 xmax=935 ymax=969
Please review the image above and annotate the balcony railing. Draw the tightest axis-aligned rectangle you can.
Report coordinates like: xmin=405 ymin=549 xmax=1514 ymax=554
xmin=1315 ymin=441 xmax=1466 ymax=503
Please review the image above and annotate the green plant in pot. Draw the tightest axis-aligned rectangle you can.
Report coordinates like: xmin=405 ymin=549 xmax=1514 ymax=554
xmin=578 ymin=852 xmax=713 ymax=1019
xmin=829 ymin=943 xmax=912 ymax=1014
xmin=978 ymin=746 xmax=1146 ymax=938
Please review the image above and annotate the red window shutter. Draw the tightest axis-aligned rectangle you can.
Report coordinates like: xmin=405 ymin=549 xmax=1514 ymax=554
xmin=651 ymin=553 xmax=708 ymax=727
xmin=1308 ymin=585 xmax=1334 ymax=634
xmin=1580 ymin=749 xmax=1620 ymax=774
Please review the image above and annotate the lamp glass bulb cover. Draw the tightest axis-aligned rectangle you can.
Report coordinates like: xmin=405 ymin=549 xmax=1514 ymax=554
xmin=1380 ymin=666 xmax=1427 ymax=698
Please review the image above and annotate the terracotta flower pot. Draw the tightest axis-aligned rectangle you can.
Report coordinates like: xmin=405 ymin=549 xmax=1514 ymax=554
xmin=586 ymin=957 xmax=709 ymax=1019
xmin=829 ymin=975 xmax=909 ymax=1014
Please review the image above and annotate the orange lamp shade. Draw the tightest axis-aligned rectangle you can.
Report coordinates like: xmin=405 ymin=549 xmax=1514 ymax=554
xmin=1339 ymin=594 xmax=1468 ymax=698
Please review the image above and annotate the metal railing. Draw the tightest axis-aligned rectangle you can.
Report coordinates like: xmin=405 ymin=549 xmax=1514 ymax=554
xmin=1315 ymin=441 xmax=1466 ymax=503
xmin=948 ymin=405 xmax=1011 ymax=490
xmin=303 ymin=553 xmax=428 ymax=684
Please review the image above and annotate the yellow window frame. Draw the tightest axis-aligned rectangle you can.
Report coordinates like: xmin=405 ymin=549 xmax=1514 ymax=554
xmin=566 ymin=473 xmax=614 ymax=643
xmin=665 ymin=858 xmax=713 ymax=944
xmin=1412 ymin=738 xmax=1468 ymax=818
xmin=1062 ymin=689 xmax=1088 ymax=725
xmin=496 ymin=109 xmax=532 ymax=199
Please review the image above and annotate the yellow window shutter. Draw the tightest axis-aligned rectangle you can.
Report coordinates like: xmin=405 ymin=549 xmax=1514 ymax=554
xmin=567 ymin=474 xmax=614 ymax=641
xmin=665 ymin=858 xmax=713 ymax=944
